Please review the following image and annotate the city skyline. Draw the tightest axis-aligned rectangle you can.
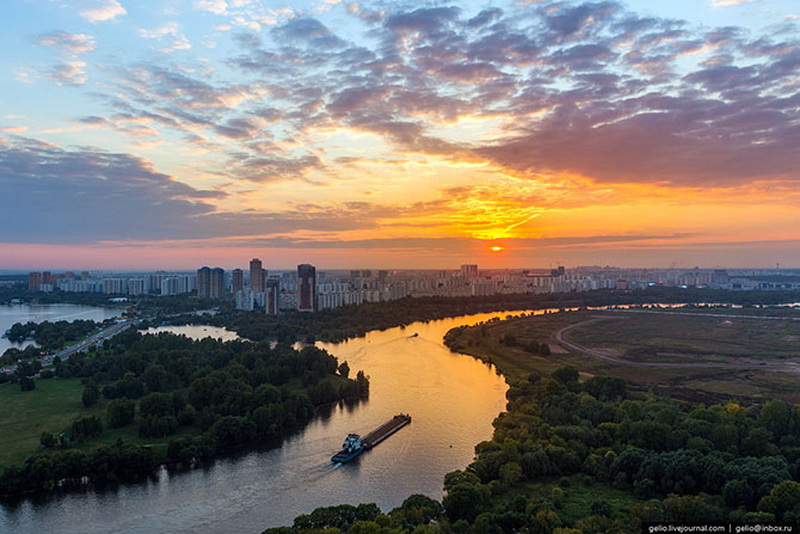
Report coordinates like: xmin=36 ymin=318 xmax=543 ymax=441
xmin=2 ymin=0 xmax=799 ymax=270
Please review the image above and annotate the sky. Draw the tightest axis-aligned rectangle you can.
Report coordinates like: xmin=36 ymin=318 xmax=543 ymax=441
xmin=1 ymin=0 xmax=798 ymax=271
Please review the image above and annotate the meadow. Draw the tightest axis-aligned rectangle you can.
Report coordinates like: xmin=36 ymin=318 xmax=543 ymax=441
xmin=445 ymin=308 xmax=800 ymax=403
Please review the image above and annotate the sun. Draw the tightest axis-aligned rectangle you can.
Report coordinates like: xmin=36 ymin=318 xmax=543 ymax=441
xmin=490 ymin=246 xmax=504 ymax=253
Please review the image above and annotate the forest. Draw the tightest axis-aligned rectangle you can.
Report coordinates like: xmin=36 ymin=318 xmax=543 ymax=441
xmin=0 ymin=329 xmax=368 ymax=496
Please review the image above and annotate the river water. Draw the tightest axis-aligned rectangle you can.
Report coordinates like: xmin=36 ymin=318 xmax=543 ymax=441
xmin=0 ymin=311 xmax=523 ymax=534
xmin=0 ymin=303 xmax=127 ymax=355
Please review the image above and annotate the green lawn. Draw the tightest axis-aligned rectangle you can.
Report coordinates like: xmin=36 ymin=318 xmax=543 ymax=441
xmin=0 ymin=377 xmax=178 ymax=469
xmin=0 ymin=377 xmax=93 ymax=467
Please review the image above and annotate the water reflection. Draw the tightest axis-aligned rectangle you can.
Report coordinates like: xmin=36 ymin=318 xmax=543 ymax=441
xmin=141 ymin=325 xmax=243 ymax=342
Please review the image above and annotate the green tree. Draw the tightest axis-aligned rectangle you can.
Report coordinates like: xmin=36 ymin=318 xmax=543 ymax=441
xmin=107 ymin=398 xmax=136 ymax=428
xmin=338 ymin=361 xmax=350 ymax=379
xmin=758 ymin=481 xmax=800 ymax=521
xmin=40 ymin=431 xmax=56 ymax=448
xmin=82 ymin=384 xmax=99 ymax=407
xmin=69 ymin=415 xmax=103 ymax=443
xmin=758 ymin=401 xmax=792 ymax=436
xmin=19 ymin=377 xmax=35 ymax=391
xmin=443 ymin=470 xmax=490 ymax=522
xmin=552 ymin=366 xmax=579 ymax=385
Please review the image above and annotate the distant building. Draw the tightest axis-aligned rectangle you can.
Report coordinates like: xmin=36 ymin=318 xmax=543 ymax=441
xmin=28 ymin=272 xmax=43 ymax=291
xmin=461 ymin=264 xmax=478 ymax=278
xmin=265 ymin=278 xmax=280 ymax=315
xmin=197 ymin=267 xmax=210 ymax=298
xmin=297 ymin=264 xmax=317 ymax=312
xmin=161 ymin=276 xmax=192 ymax=296
xmin=102 ymin=278 xmax=126 ymax=294
xmin=232 ymin=268 xmax=244 ymax=295
xmin=198 ymin=267 xmax=225 ymax=299
xmin=128 ymin=278 xmax=147 ymax=296
xmin=250 ymin=258 xmax=264 ymax=294
xmin=235 ymin=288 xmax=254 ymax=311
xmin=210 ymin=268 xmax=225 ymax=299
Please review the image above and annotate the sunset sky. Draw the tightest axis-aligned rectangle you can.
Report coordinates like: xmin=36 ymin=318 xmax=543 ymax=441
xmin=1 ymin=0 xmax=798 ymax=271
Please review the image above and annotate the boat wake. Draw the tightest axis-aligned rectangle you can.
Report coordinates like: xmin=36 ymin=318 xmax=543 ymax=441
xmin=310 ymin=461 xmax=342 ymax=475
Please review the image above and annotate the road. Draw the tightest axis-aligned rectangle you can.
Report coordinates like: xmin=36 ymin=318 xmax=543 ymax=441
xmin=1 ymin=319 xmax=138 ymax=376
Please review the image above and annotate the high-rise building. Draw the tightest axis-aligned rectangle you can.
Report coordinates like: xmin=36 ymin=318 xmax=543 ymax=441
xmin=232 ymin=268 xmax=244 ymax=295
xmin=210 ymin=268 xmax=225 ymax=299
xmin=250 ymin=258 xmax=264 ymax=294
xmin=197 ymin=267 xmax=211 ymax=298
xmin=297 ymin=264 xmax=316 ymax=312
xmin=265 ymin=278 xmax=280 ymax=315
xmin=28 ymin=272 xmax=43 ymax=291
xmin=198 ymin=267 xmax=224 ymax=298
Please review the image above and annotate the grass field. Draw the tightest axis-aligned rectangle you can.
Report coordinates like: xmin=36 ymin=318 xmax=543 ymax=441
xmin=567 ymin=311 xmax=800 ymax=362
xmin=449 ymin=309 xmax=800 ymax=403
xmin=0 ymin=378 xmax=92 ymax=467
xmin=0 ymin=378 xmax=174 ymax=469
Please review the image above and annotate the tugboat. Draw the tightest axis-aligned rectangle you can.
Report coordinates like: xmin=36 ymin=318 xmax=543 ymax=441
xmin=331 ymin=433 xmax=365 ymax=463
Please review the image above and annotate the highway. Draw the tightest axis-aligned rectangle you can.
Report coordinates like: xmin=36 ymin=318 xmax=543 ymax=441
xmin=1 ymin=319 xmax=138 ymax=376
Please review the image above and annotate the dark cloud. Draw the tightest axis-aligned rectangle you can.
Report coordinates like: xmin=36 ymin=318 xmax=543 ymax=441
xmin=543 ymin=2 xmax=622 ymax=37
xmin=77 ymin=116 xmax=107 ymax=126
xmin=235 ymin=155 xmax=323 ymax=183
xmin=467 ymin=8 xmax=503 ymax=28
xmin=0 ymin=137 xmax=216 ymax=242
xmin=0 ymin=138 xmax=378 ymax=243
xmin=385 ymin=7 xmax=460 ymax=36
xmin=270 ymin=18 xmax=347 ymax=49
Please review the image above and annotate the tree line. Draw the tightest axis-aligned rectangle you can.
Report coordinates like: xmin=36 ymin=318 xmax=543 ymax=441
xmin=166 ymin=287 xmax=800 ymax=344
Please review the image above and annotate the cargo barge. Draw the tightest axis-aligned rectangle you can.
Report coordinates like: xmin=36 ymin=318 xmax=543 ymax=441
xmin=331 ymin=414 xmax=411 ymax=463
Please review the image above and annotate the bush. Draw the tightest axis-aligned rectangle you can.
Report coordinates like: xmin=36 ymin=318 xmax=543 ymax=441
xmin=19 ymin=377 xmax=35 ymax=391
xmin=107 ymin=398 xmax=136 ymax=428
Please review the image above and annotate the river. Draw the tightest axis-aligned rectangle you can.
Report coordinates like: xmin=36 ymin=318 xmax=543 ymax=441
xmin=0 ymin=303 xmax=127 ymax=355
xmin=0 ymin=311 xmax=524 ymax=533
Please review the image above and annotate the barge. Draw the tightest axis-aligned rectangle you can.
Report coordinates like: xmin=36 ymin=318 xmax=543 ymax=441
xmin=331 ymin=414 xmax=411 ymax=463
